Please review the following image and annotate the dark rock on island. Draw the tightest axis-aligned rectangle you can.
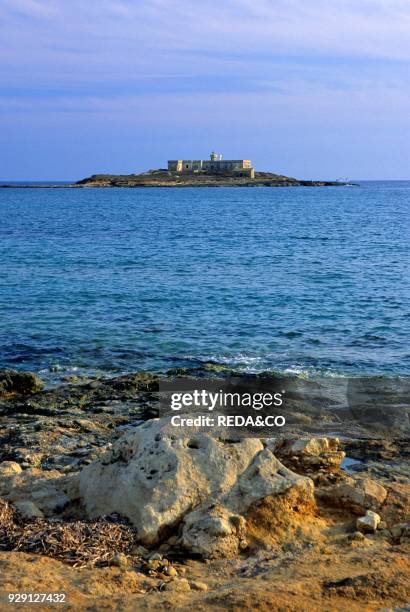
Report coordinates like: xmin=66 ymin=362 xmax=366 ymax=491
xmin=75 ymin=169 xmax=349 ymax=188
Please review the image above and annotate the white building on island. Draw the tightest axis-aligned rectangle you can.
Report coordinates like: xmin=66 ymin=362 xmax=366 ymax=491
xmin=168 ymin=152 xmax=255 ymax=178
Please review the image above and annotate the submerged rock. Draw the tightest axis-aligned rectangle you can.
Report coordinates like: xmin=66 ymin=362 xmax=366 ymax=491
xmin=79 ymin=417 xmax=314 ymax=557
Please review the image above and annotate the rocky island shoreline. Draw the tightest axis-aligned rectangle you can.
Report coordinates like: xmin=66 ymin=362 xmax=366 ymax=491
xmin=0 ymin=368 xmax=408 ymax=610
xmin=74 ymin=170 xmax=349 ymax=188
xmin=0 ymin=171 xmax=351 ymax=189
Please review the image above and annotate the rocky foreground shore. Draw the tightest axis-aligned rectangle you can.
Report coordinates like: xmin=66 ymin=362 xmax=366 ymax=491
xmin=0 ymin=369 xmax=409 ymax=611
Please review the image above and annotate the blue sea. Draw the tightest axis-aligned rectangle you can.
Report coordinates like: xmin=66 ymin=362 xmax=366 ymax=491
xmin=1 ymin=181 xmax=409 ymax=383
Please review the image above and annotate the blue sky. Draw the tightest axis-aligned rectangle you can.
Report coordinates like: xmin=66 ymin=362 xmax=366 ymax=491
xmin=1 ymin=0 xmax=410 ymax=180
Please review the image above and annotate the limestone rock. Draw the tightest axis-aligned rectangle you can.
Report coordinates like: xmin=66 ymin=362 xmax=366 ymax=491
xmin=390 ymin=522 xmax=410 ymax=541
xmin=226 ymin=448 xmax=314 ymax=513
xmin=1 ymin=467 xmax=72 ymax=515
xmin=13 ymin=500 xmax=44 ymax=519
xmin=0 ymin=370 xmax=44 ymax=397
xmin=326 ymin=477 xmax=387 ymax=514
xmin=274 ymin=437 xmax=345 ymax=470
xmin=79 ymin=417 xmax=314 ymax=556
xmin=181 ymin=504 xmax=247 ymax=559
xmin=357 ymin=510 xmax=381 ymax=533
xmin=79 ymin=417 xmax=263 ymax=545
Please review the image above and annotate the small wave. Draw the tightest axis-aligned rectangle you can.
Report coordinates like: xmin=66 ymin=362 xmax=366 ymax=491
xmin=180 ymin=354 xmax=353 ymax=379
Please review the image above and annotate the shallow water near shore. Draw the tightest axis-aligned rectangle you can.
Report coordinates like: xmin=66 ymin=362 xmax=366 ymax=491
xmin=1 ymin=181 xmax=410 ymax=383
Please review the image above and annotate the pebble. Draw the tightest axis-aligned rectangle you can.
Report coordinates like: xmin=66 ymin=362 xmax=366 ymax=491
xmin=147 ymin=560 xmax=161 ymax=570
xmin=189 ymin=580 xmax=209 ymax=592
xmin=349 ymin=531 xmax=366 ymax=542
xmin=110 ymin=553 xmax=128 ymax=569
xmin=132 ymin=545 xmax=149 ymax=558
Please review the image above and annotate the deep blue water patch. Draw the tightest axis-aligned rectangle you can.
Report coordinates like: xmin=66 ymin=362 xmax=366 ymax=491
xmin=0 ymin=182 xmax=409 ymax=382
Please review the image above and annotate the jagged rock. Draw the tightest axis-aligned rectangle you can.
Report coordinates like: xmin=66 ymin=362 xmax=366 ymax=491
xmin=357 ymin=510 xmax=381 ymax=533
xmin=1 ymin=467 xmax=73 ymax=515
xmin=323 ymin=476 xmax=387 ymax=514
xmin=80 ymin=418 xmax=262 ymax=544
xmin=79 ymin=417 xmax=313 ymax=556
xmin=273 ymin=437 xmax=345 ymax=470
xmin=181 ymin=504 xmax=247 ymax=558
xmin=390 ymin=522 xmax=410 ymax=541
xmin=225 ymin=448 xmax=314 ymax=513
xmin=0 ymin=370 xmax=44 ymax=397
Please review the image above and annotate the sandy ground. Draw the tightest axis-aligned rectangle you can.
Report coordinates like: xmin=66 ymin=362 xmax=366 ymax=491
xmin=1 ymin=501 xmax=409 ymax=611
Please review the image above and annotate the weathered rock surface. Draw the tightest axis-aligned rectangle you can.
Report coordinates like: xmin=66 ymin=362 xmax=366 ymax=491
xmin=0 ymin=369 xmax=409 ymax=610
xmin=273 ymin=436 xmax=345 ymax=471
xmin=0 ymin=372 xmax=159 ymax=473
xmin=181 ymin=504 xmax=247 ymax=559
xmin=12 ymin=500 xmax=44 ymax=519
xmin=357 ymin=510 xmax=381 ymax=533
xmin=322 ymin=476 xmax=387 ymax=514
xmin=79 ymin=417 xmax=314 ymax=556
xmin=0 ymin=370 xmax=44 ymax=397
xmin=75 ymin=170 xmax=345 ymax=189
xmin=0 ymin=464 xmax=76 ymax=516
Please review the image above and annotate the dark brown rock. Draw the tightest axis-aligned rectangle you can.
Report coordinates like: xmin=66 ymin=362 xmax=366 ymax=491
xmin=0 ymin=370 xmax=44 ymax=397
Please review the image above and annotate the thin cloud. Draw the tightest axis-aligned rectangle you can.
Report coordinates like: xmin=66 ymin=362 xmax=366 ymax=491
xmin=1 ymin=0 xmax=409 ymax=179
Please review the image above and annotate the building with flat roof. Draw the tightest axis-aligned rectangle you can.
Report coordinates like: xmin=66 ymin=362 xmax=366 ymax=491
xmin=168 ymin=152 xmax=254 ymax=178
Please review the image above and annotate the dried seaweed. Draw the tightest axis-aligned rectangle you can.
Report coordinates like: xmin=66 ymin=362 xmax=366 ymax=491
xmin=0 ymin=499 xmax=138 ymax=568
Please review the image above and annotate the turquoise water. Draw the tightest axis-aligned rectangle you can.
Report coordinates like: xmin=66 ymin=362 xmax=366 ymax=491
xmin=1 ymin=182 xmax=409 ymax=382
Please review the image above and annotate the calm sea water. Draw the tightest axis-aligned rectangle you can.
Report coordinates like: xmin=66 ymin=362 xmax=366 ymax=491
xmin=1 ymin=182 xmax=409 ymax=382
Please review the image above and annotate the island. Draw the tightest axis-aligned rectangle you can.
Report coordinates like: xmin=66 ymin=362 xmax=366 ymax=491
xmin=0 ymin=152 xmax=352 ymax=188
xmin=77 ymin=152 xmax=348 ymax=187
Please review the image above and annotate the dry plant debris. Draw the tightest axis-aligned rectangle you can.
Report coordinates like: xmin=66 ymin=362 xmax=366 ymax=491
xmin=0 ymin=499 xmax=137 ymax=568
